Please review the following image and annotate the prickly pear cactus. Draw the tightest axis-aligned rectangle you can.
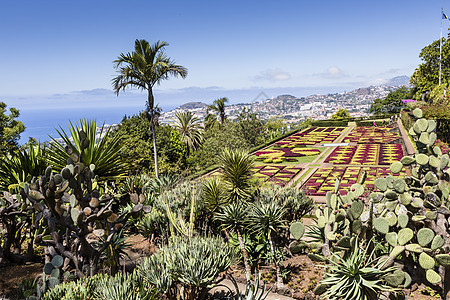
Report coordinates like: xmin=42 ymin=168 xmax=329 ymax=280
xmin=289 ymin=177 xmax=367 ymax=259
xmin=370 ymin=108 xmax=450 ymax=286
xmin=19 ymin=130 xmax=150 ymax=279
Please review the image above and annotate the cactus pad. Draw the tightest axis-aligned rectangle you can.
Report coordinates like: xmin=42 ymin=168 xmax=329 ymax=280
xmin=384 ymin=270 xmax=405 ymax=287
xmin=441 ymin=154 xmax=449 ymax=169
xmin=416 ymin=118 xmax=428 ymax=132
xmin=290 ymin=222 xmax=305 ymax=240
xmin=424 ymin=171 xmax=438 ymax=184
xmin=427 ymin=119 xmax=437 ymax=132
xmin=419 ymin=252 xmax=435 ymax=269
xmin=390 ymin=162 xmax=403 ymax=174
xmin=336 ymin=236 xmax=351 ymax=249
xmin=426 ymin=269 xmax=441 ymax=284
xmin=393 ymin=179 xmax=406 ymax=193
xmin=419 ymin=132 xmax=429 ymax=145
xmin=374 ymin=178 xmax=388 ymax=191
xmin=413 ymin=108 xmax=423 ymax=118
xmin=416 ymin=153 xmax=429 ymax=165
xmin=51 ymin=255 xmax=64 ymax=268
xmin=386 ymin=212 xmax=398 ymax=226
xmin=397 ymin=214 xmax=409 ymax=228
xmin=429 ymin=155 xmax=439 ymax=168
xmin=417 ymin=228 xmax=435 ymax=246
xmin=405 ymin=243 xmax=423 ymax=253
xmin=350 ymin=201 xmax=364 ymax=219
xmin=399 ymin=192 xmax=412 ymax=205
xmin=436 ymin=254 xmax=450 ymax=266
xmin=385 ymin=232 xmax=398 ymax=247
xmin=70 ymin=208 xmax=80 ymax=225
xmin=428 ymin=132 xmax=437 ymax=146
xmin=431 ymin=235 xmax=445 ymax=250
xmin=351 ymin=220 xmax=362 ymax=234
xmin=44 ymin=262 xmax=55 ymax=275
xmin=400 ymin=156 xmax=415 ymax=166
xmin=398 ymin=228 xmax=413 ymax=245
xmin=373 ymin=217 xmax=389 ymax=234
xmin=350 ymin=183 xmax=364 ymax=197
xmin=389 ymin=245 xmax=405 ymax=258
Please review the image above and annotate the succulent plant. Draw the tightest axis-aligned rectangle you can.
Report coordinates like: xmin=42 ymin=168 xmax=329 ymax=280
xmin=367 ymin=108 xmax=450 ymax=289
xmin=19 ymin=129 xmax=150 ymax=280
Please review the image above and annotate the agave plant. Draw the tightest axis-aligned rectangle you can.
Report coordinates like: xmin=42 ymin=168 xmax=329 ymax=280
xmin=138 ymin=236 xmax=233 ymax=300
xmin=46 ymin=119 xmax=127 ymax=180
xmin=319 ymin=239 xmax=397 ymax=300
xmin=93 ymin=271 xmax=153 ymax=300
xmin=0 ymin=142 xmax=47 ymax=191
xmin=228 ymin=272 xmax=271 ymax=300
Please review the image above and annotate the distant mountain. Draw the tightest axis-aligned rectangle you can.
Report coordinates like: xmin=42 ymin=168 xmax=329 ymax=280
xmin=177 ymin=102 xmax=208 ymax=109
xmin=384 ymin=76 xmax=410 ymax=87
xmin=272 ymin=94 xmax=298 ymax=102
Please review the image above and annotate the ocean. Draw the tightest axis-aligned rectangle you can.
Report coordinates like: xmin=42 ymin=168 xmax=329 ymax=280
xmin=17 ymin=105 xmax=176 ymax=144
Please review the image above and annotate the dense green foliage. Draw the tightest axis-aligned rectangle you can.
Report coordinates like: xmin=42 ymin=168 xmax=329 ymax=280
xmin=0 ymin=102 xmax=25 ymax=157
xmin=331 ymin=108 xmax=350 ymax=120
xmin=410 ymin=34 xmax=450 ymax=98
xmin=369 ymin=86 xmax=412 ymax=114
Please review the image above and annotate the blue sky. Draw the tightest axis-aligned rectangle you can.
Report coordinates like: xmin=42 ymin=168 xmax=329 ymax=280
xmin=0 ymin=0 xmax=448 ymax=140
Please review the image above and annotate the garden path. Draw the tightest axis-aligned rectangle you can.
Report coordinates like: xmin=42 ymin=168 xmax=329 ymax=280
xmin=210 ymin=279 xmax=296 ymax=300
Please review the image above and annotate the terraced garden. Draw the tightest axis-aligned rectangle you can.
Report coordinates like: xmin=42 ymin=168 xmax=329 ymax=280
xmin=250 ymin=123 xmax=411 ymax=195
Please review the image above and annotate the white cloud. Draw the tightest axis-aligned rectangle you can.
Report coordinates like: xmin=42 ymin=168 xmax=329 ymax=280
xmin=252 ymin=68 xmax=292 ymax=82
xmin=313 ymin=66 xmax=348 ymax=79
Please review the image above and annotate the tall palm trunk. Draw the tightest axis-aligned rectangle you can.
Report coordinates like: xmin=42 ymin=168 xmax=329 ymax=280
xmin=268 ymin=234 xmax=284 ymax=290
xmin=236 ymin=229 xmax=251 ymax=282
xmin=148 ymin=90 xmax=159 ymax=178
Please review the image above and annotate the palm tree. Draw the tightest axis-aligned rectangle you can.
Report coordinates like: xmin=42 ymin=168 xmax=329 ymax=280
xmin=214 ymin=202 xmax=252 ymax=282
xmin=250 ymin=202 xmax=286 ymax=290
xmin=113 ymin=39 xmax=187 ymax=178
xmin=208 ymin=97 xmax=228 ymax=126
xmin=218 ymin=149 xmax=255 ymax=203
xmin=172 ymin=111 xmax=203 ymax=154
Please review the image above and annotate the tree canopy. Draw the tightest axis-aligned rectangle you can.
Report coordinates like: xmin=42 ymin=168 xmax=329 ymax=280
xmin=113 ymin=39 xmax=187 ymax=177
xmin=331 ymin=108 xmax=350 ymax=120
xmin=369 ymin=86 xmax=412 ymax=114
xmin=0 ymin=102 xmax=25 ymax=157
xmin=410 ymin=33 xmax=450 ymax=99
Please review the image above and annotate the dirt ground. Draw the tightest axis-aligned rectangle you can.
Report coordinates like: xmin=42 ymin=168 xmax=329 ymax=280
xmin=0 ymin=235 xmax=442 ymax=300
xmin=0 ymin=262 xmax=43 ymax=296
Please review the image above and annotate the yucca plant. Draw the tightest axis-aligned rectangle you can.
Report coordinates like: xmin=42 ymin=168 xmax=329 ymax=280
xmin=214 ymin=202 xmax=252 ymax=282
xmin=249 ymin=202 xmax=286 ymax=290
xmin=319 ymin=239 xmax=397 ymax=300
xmin=46 ymin=119 xmax=127 ymax=180
xmin=200 ymin=176 xmax=227 ymax=213
xmin=218 ymin=148 xmax=255 ymax=203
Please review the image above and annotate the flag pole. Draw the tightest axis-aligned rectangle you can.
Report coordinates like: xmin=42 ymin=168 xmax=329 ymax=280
xmin=440 ymin=8 xmax=443 ymax=86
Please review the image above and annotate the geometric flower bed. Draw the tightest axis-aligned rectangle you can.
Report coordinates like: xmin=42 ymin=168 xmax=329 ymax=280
xmin=255 ymin=148 xmax=321 ymax=163
xmin=274 ymin=127 xmax=346 ymax=147
xmin=252 ymin=164 xmax=302 ymax=186
xmin=302 ymin=166 xmax=407 ymax=196
xmin=324 ymin=144 xmax=404 ymax=165
xmin=343 ymin=127 xmax=400 ymax=144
